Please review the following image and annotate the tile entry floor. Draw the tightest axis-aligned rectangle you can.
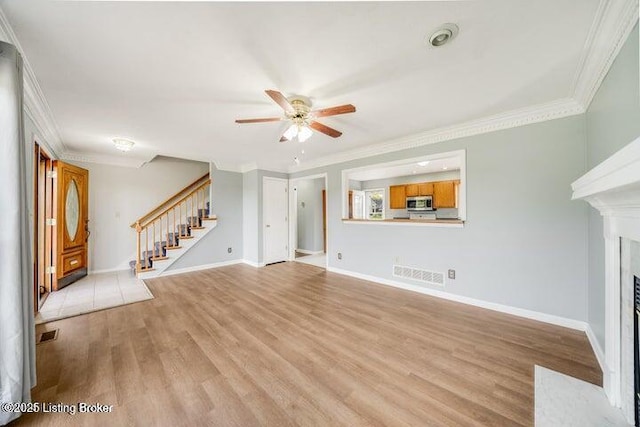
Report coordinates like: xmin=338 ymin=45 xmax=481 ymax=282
xmin=35 ymin=270 xmax=154 ymax=324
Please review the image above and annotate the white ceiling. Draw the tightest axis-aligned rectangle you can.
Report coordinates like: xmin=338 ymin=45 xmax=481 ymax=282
xmin=0 ymin=0 xmax=604 ymax=171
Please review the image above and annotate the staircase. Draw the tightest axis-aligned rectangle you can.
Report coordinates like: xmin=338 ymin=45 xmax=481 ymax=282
xmin=129 ymin=173 xmax=218 ymax=279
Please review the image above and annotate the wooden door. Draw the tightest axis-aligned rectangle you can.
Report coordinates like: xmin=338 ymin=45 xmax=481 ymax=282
xmin=433 ymin=180 xmax=456 ymax=208
xmin=389 ymin=185 xmax=406 ymax=209
xmin=53 ymin=161 xmax=89 ymax=290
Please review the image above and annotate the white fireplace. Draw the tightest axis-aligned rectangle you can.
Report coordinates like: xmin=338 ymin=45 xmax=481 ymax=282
xmin=572 ymin=136 xmax=640 ymax=425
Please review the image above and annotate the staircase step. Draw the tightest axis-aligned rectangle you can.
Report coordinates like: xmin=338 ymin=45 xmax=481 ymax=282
xmin=176 ymin=224 xmax=191 ymax=236
xmin=135 ymin=212 xmax=218 ymax=278
xmin=202 ymin=215 xmax=217 ymax=221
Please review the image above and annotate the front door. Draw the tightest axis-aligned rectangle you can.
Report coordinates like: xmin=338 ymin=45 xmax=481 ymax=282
xmin=53 ymin=161 xmax=89 ymax=290
xmin=263 ymin=177 xmax=288 ymax=265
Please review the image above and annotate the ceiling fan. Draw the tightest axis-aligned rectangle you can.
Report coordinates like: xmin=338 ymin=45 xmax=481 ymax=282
xmin=235 ymin=90 xmax=356 ymax=142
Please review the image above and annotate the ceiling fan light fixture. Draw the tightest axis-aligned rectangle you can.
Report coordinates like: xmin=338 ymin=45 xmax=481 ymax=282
xmin=298 ymin=125 xmax=313 ymax=142
xmin=283 ymin=124 xmax=298 ymax=141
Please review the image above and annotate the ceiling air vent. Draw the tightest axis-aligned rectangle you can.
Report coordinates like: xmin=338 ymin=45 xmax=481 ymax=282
xmin=393 ymin=265 xmax=445 ymax=287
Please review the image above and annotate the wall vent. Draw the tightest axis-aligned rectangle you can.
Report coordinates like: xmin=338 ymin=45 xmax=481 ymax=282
xmin=393 ymin=265 xmax=445 ymax=287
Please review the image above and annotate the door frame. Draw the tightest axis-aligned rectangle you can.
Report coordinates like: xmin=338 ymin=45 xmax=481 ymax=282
xmin=288 ymin=173 xmax=329 ymax=268
xmin=262 ymin=176 xmax=289 ymax=265
xmin=33 ymin=142 xmax=54 ymax=313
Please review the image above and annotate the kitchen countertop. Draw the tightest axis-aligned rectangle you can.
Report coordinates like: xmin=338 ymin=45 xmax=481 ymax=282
xmin=342 ymin=218 xmax=463 ymax=225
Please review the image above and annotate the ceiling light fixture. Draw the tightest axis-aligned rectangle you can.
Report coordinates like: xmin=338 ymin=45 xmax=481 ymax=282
xmin=418 ymin=161 xmax=430 ymax=166
xmin=428 ymin=23 xmax=459 ymax=47
xmin=298 ymin=126 xmax=313 ymax=142
xmin=443 ymin=166 xmax=448 ymax=170
xmin=283 ymin=123 xmax=313 ymax=142
xmin=113 ymin=138 xmax=135 ymax=152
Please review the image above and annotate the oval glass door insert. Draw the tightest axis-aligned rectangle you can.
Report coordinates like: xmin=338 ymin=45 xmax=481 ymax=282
xmin=66 ymin=179 xmax=80 ymax=241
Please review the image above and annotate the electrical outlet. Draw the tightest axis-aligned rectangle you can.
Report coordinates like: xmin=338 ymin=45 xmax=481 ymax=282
xmin=227 ymin=247 xmax=232 ymax=253
xmin=394 ymin=256 xmax=400 ymax=263
xmin=337 ymin=252 xmax=342 ymax=260
xmin=448 ymin=269 xmax=456 ymax=279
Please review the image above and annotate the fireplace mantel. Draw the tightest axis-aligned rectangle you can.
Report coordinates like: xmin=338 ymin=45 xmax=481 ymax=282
xmin=572 ymin=135 xmax=640 ymax=424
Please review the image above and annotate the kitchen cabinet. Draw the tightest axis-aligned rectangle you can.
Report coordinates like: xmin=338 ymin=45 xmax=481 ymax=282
xmin=405 ymin=184 xmax=419 ymax=197
xmin=433 ymin=180 xmax=456 ymax=208
xmin=404 ymin=182 xmax=433 ymax=197
xmin=418 ymin=182 xmax=433 ymax=196
xmin=389 ymin=185 xmax=406 ymax=209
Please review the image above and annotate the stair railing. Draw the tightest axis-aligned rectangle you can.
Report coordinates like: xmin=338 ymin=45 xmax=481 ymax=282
xmin=132 ymin=176 xmax=211 ymax=273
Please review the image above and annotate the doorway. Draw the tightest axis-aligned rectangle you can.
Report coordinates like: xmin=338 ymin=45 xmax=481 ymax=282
xmin=33 ymin=143 xmax=54 ymax=313
xmin=263 ymin=177 xmax=289 ymax=265
xmin=52 ymin=161 xmax=89 ymax=290
xmin=290 ymin=174 xmax=328 ymax=269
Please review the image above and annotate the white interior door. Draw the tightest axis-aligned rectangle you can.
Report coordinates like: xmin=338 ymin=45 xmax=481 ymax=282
xmin=263 ymin=177 xmax=289 ymax=264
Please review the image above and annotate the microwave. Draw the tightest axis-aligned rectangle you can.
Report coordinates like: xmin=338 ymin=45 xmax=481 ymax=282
xmin=406 ymin=196 xmax=433 ymax=211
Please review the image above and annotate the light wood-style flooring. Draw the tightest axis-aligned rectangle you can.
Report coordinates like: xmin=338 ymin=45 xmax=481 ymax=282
xmin=17 ymin=262 xmax=601 ymax=426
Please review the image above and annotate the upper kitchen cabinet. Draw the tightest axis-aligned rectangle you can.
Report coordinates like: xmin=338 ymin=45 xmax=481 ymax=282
xmin=433 ymin=180 xmax=458 ymax=208
xmin=389 ymin=185 xmax=406 ymax=209
xmin=418 ymin=182 xmax=433 ymax=196
xmin=401 ymin=182 xmax=434 ymax=198
xmin=405 ymin=184 xmax=419 ymax=197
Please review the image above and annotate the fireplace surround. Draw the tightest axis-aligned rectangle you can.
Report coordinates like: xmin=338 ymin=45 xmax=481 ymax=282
xmin=572 ymin=136 xmax=640 ymax=425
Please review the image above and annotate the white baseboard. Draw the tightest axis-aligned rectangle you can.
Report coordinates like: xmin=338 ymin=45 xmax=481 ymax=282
xmin=159 ymin=259 xmax=243 ymax=277
xmin=585 ymin=324 xmax=606 ymax=374
xmin=242 ymin=259 xmax=265 ymax=268
xmin=326 ymin=266 xmax=588 ymax=331
xmin=295 ymin=249 xmax=324 ymax=255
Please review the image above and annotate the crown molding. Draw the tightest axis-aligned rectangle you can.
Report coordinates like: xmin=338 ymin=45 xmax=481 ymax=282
xmin=0 ymin=6 xmax=66 ymax=158
xmin=61 ymin=151 xmax=156 ymax=169
xmin=210 ymin=160 xmax=250 ymax=173
xmin=571 ymin=0 xmax=639 ymax=109
xmin=289 ymin=98 xmax=585 ymax=173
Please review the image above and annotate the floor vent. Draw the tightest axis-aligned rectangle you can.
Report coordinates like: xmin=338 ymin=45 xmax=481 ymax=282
xmin=37 ymin=329 xmax=58 ymax=344
xmin=393 ymin=265 xmax=445 ymax=287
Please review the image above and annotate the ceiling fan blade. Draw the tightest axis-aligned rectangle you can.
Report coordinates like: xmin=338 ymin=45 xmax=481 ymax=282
xmin=309 ymin=121 xmax=342 ymax=138
xmin=279 ymin=135 xmax=289 ymax=142
xmin=235 ymin=117 xmax=283 ymax=124
xmin=312 ymin=104 xmax=356 ymax=118
xmin=265 ymin=90 xmax=295 ymax=114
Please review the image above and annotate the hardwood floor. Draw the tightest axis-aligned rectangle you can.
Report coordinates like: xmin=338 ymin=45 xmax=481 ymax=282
xmin=17 ymin=262 xmax=601 ymax=426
